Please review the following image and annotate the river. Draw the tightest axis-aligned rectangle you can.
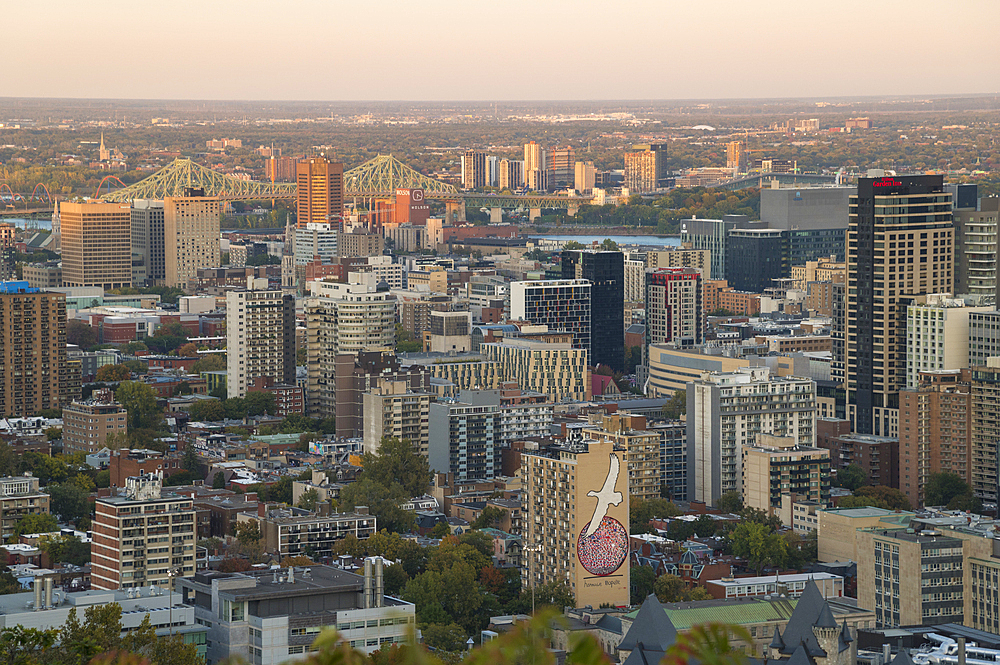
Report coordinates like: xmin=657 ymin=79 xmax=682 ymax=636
xmin=4 ymin=218 xmax=52 ymax=231
xmin=527 ymin=234 xmax=681 ymax=247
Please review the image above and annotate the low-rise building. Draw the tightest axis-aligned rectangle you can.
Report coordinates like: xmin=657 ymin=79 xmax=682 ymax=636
xmin=0 ymin=476 xmax=49 ymax=541
xmin=704 ymin=572 xmax=844 ymax=600
xmin=256 ymin=507 xmax=377 ymax=559
xmin=176 ymin=562 xmax=414 ymax=664
xmin=816 ymin=506 xmax=914 ymax=563
xmin=741 ymin=433 xmax=830 ymax=515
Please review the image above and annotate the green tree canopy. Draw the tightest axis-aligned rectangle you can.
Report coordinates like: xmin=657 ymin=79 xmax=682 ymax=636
xmin=835 ymin=463 xmax=867 ymax=491
xmin=716 ymin=491 xmax=743 ymax=514
xmin=661 ymin=389 xmax=687 ymax=420
xmin=114 ymin=381 xmax=162 ymax=430
xmin=10 ymin=513 xmax=59 ymax=540
xmin=924 ymin=472 xmax=974 ymax=507
xmin=728 ymin=521 xmax=788 ymax=575
xmin=361 ymin=437 xmax=430 ymax=497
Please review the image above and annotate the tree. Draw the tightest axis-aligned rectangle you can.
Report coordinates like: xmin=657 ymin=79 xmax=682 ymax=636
xmin=728 ymin=521 xmax=788 ymax=575
xmin=176 ymin=342 xmax=198 ymax=357
xmin=361 ymin=436 xmax=430 ymax=497
xmin=233 ymin=520 xmax=261 ymax=545
xmin=470 ymin=505 xmax=506 ymax=530
xmin=38 ymin=534 xmax=90 ymax=566
xmin=48 ymin=482 xmax=91 ymax=524
xmin=630 ymin=497 xmax=682 ymax=534
xmin=631 ymin=564 xmax=656 ymax=605
xmin=122 ymin=341 xmax=148 ymax=354
xmin=429 ymin=521 xmax=451 ymax=539
xmin=925 ymin=472 xmax=974 ymax=507
xmin=599 ymin=238 xmax=619 ymax=251
xmin=192 ymin=354 xmax=226 ymax=373
xmin=836 ymin=463 xmax=867 ymax=491
xmin=298 ymin=488 xmax=320 ymax=511
xmin=854 ymin=485 xmax=911 ymax=511
xmin=563 ymin=240 xmax=585 ymax=250
xmin=189 ymin=399 xmax=225 ymax=422
xmin=10 ymin=513 xmax=58 ymax=540
xmin=654 ymin=574 xmax=688 ymax=603
xmin=212 ymin=471 xmax=226 ymax=489
xmin=837 ymin=495 xmax=889 ymax=510
xmin=661 ymin=389 xmax=687 ymax=420
xmin=716 ymin=491 xmax=743 ymax=514
xmin=182 ymin=444 xmax=199 ymax=473
xmin=44 ymin=427 xmax=61 ymax=441
xmin=114 ymin=381 xmax=162 ymax=430
xmin=244 ymin=390 xmax=276 ymax=417
xmin=162 ymin=470 xmax=196 ymax=487
xmin=95 ymin=364 xmax=130 ymax=382
xmin=66 ymin=320 xmax=97 ymax=350
xmin=122 ymin=360 xmax=148 ymax=375
xmin=223 ymin=397 xmax=247 ymax=420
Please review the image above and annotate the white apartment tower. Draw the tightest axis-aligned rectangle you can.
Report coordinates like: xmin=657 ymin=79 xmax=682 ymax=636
xmin=226 ymin=277 xmax=297 ymax=398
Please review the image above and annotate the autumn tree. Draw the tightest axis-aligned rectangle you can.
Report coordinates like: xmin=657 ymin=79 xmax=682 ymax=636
xmin=95 ymin=364 xmax=130 ymax=382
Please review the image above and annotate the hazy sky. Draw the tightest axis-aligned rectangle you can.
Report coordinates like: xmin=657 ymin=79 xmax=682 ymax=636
xmin=7 ymin=0 xmax=999 ymax=101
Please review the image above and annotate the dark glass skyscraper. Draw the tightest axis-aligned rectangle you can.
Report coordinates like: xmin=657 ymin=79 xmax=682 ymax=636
xmin=561 ymin=250 xmax=624 ymax=371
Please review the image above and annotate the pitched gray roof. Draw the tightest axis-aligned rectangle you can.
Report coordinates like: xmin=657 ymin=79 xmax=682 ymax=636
xmin=890 ymin=651 xmax=916 ymax=665
xmin=816 ymin=603 xmax=838 ymax=629
xmin=779 ymin=579 xmax=828 ymax=656
xmin=769 ymin=626 xmax=786 ymax=651
xmin=787 ymin=643 xmax=814 ymax=665
xmin=619 ymin=594 xmax=678 ymax=653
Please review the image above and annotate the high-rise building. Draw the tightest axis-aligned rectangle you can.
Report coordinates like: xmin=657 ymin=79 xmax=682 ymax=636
xmin=645 ymin=268 xmax=702 ymax=347
xmin=970 ymin=363 xmax=1000 ymax=505
xmin=583 ymin=414 xmax=660 ymax=502
xmin=60 ymin=201 xmax=132 ymax=289
xmin=680 ymin=216 xmax=749 ymax=280
xmin=847 ymin=175 xmax=954 ymax=437
xmin=0 ymin=282 xmax=68 ymax=417
xmin=296 ymin=157 xmax=344 ymax=229
xmin=574 ymin=161 xmax=595 ymax=194
xmin=624 ymin=144 xmax=668 ymax=193
xmin=294 ymin=222 xmax=338 ymax=265
xmin=521 ymin=437 xmax=629 ymax=607
xmin=954 ymin=196 xmax=999 ymax=298
xmin=898 ymin=370 xmax=971 ymax=509
xmin=331 ymin=351 xmax=431 ymax=438
xmin=509 ymin=279 xmax=591 ymax=353
xmin=305 ymin=277 xmax=397 ymax=418
xmin=226 ymin=278 xmax=296 ymax=399
xmin=429 ymin=399 xmax=502 ymax=481
xmin=548 ymin=146 xmax=575 ymax=189
xmin=499 ymin=159 xmax=524 ymax=190
xmin=726 ymin=141 xmax=745 ymax=173
xmin=461 ymin=150 xmax=487 ymax=189
xmin=741 ymin=433 xmax=830 ymax=514
xmin=131 ymin=199 xmax=165 ymax=286
xmin=164 ymin=189 xmax=221 ymax=288
xmin=92 ymin=471 xmax=196 ymax=590
xmin=905 ymin=295 xmax=988 ymax=388
xmin=338 ymin=229 xmax=384 ymax=258
xmin=362 ymin=379 xmax=432 ymax=457
xmin=524 ymin=142 xmax=548 ymax=191
xmin=726 ymin=228 xmax=789 ymax=293
xmin=761 ymin=186 xmax=852 ymax=263
xmin=561 ymin=251 xmax=625 ymax=371
xmin=687 ymin=367 xmax=816 ymax=506
xmin=62 ymin=388 xmax=128 ymax=454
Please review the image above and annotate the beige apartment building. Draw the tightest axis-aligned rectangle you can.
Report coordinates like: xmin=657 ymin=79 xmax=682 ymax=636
xmin=741 ymin=434 xmax=830 ymax=514
xmin=645 ymin=248 xmax=711 ymax=277
xmin=583 ymin=414 xmax=660 ymax=502
xmin=482 ymin=337 xmax=590 ymax=402
xmin=62 ymin=388 xmax=128 ymax=454
xmin=59 ymin=201 xmax=132 ymax=289
xmin=226 ymin=279 xmax=296 ymax=399
xmin=163 ymin=190 xmax=221 ymax=288
xmin=816 ymin=506 xmax=914 ymax=563
xmin=790 ymin=256 xmax=846 ymax=290
xmin=362 ymin=379 xmax=432 ymax=457
xmin=91 ymin=472 xmax=197 ymax=590
xmin=521 ymin=438 xmax=629 ymax=608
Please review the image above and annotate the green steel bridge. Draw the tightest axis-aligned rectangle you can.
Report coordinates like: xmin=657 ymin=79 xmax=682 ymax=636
xmin=99 ymin=155 xmax=593 ymax=215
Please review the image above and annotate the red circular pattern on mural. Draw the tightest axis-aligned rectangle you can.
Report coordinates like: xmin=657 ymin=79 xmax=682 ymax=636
xmin=577 ymin=516 xmax=628 ymax=576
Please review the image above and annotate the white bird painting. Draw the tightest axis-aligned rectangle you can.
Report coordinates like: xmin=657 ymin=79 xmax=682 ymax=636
xmin=584 ymin=453 xmax=623 ymax=538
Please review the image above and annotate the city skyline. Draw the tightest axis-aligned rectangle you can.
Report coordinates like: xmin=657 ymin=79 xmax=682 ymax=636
xmin=6 ymin=0 xmax=999 ymax=101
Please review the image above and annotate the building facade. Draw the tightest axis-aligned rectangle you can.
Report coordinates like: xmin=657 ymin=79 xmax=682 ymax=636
xmin=847 ymin=175 xmax=954 ymax=437
xmin=741 ymin=434 xmax=830 ymax=513
xmin=0 ymin=475 xmax=49 ymax=540
xmin=905 ymin=295 xmax=987 ymax=388
xmin=645 ymin=268 xmax=702 ymax=348
xmin=62 ymin=388 xmax=128 ymax=454
xmin=428 ymin=400 xmax=502 ymax=481
xmin=59 ymin=201 xmax=132 ymax=289
xmin=131 ymin=199 xmax=165 ymax=285
xmin=510 ymin=280 xmax=591 ymax=355
xmin=521 ymin=438 xmax=630 ymax=608
xmin=226 ymin=281 xmax=296 ymax=398
xmin=562 ymin=251 xmax=624 ymax=371
xmin=362 ymin=380 xmax=432 ymax=457
xmin=0 ymin=282 xmax=68 ymax=417
xmin=296 ymin=157 xmax=344 ymax=228
xmin=726 ymin=228 xmax=789 ymax=293
xmin=92 ymin=472 xmax=197 ymax=590
xmin=687 ymin=367 xmax=816 ymax=506
xmin=164 ymin=190 xmax=221 ymax=289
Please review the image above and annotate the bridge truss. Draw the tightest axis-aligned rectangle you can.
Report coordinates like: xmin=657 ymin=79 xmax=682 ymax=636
xmin=100 ymin=158 xmax=297 ymax=202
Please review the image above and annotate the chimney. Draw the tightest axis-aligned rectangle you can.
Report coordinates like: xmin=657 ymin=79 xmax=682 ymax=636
xmin=44 ymin=577 xmax=53 ymax=609
xmin=882 ymin=643 xmax=891 ymax=665
xmin=958 ymin=637 xmax=966 ymax=665
xmin=363 ymin=559 xmax=373 ymax=609
xmin=33 ymin=578 xmax=42 ymax=611
xmin=374 ymin=558 xmax=384 ymax=607
xmin=258 ymin=502 xmax=266 ymax=518
xmin=288 ymin=566 xmax=295 ymax=584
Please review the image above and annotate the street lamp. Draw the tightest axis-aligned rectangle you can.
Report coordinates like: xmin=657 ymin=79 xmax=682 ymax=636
xmin=168 ymin=567 xmax=181 ymax=637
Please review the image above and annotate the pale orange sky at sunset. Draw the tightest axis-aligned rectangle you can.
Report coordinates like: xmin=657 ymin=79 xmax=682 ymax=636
xmin=8 ymin=0 xmax=999 ymax=100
